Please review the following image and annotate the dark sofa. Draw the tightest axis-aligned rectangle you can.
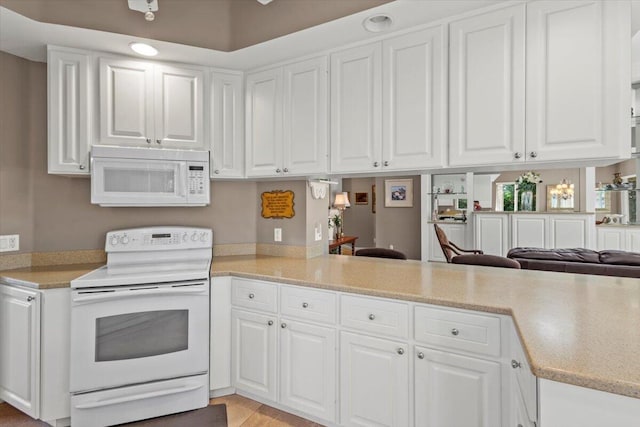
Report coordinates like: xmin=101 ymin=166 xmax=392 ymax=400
xmin=506 ymin=248 xmax=640 ymax=278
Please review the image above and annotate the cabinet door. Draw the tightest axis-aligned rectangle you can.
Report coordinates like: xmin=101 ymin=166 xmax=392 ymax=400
xmin=154 ymin=65 xmax=205 ymax=149
xmin=330 ymin=43 xmax=382 ymax=173
xmin=382 ymin=26 xmax=446 ymax=170
xmin=245 ymin=68 xmax=283 ymax=177
xmin=429 ymin=223 xmax=466 ymax=262
xmin=340 ymin=332 xmax=409 ymax=427
xmin=597 ymin=227 xmax=625 ymax=251
xmin=280 ymin=319 xmax=336 ymax=423
xmin=526 ymin=1 xmax=629 ymax=162
xmin=626 ymin=229 xmax=640 ymax=252
xmin=414 ymin=346 xmax=501 ymax=427
xmin=47 ymin=48 xmax=91 ymax=174
xmin=0 ymin=286 xmax=40 ymax=418
xmin=548 ymin=215 xmax=592 ymax=249
xmin=474 ymin=214 xmax=510 ymax=256
xmin=99 ymin=58 xmax=154 ymax=146
xmin=210 ymin=71 xmax=244 ymax=178
xmin=231 ymin=309 xmax=276 ymax=401
xmin=283 ymin=57 xmax=328 ymax=176
xmin=511 ymin=215 xmax=547 ymax=249
xmin=449 ymin=4 xmax=525 ymax=166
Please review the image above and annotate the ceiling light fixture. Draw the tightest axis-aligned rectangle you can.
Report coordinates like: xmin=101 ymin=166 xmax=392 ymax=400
xmin=256 ymin=0 xmax=274 ymax=4
xmin=130 ymin=42 xmax=158 ymax=57
xmin=128 ymin=0 xmax=158 ymax=22
xmin=363 ymin=14 xmax=393 ymax=33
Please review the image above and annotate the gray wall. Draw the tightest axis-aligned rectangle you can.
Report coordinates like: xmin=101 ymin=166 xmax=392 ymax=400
xmin=256 ymin=181 xmax=307 ymax=246
xmin=342 ymin=178 xmax=375 ymax=247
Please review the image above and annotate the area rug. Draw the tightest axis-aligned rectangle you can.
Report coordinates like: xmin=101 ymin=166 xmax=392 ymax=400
xmin=120 ymin=404 xmax=228 ymax=426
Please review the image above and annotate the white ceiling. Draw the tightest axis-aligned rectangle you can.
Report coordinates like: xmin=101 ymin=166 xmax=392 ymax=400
xmin=0 ymin=0 xmax=504 ymax=70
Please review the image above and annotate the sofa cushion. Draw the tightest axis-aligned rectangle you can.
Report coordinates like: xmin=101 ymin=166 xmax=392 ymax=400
xmin=507 ymin=247 xmax=600 ymax=264
xmin=452 ymin=254 xmax=521 ymax=269
xmin=599 ymin=250 xmax=640 ymax=266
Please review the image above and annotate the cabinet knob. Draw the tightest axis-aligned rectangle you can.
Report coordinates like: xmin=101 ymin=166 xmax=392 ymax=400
xmin=248 ymin=293 xmax=255 ymax=299
xmin=451 ymin=328 xmax=459 ymax=336
xmin=518 ymin=424 xmax=523 ymax=427
xmin=383 ymin=161 xmax=389 ymax=167
xmin=79 ymin=165 xmax=85 ymax=170
xmin=511 ymin=359 xmax=522 ymax=369
xmin=514 ymin=152 xmax=522 ymax=159
xmin=156 ymin=139 xmax=161 ymax=144
xmin=281 ymin=323 xmax=287 ymax=329
xmin=397 ymin=348 xmax=405 ymax=355
xmin=373 ymin=162 xmax=379 ymax=167
xmin=276 ymin=168 xmax=281 ymax=173
xmin=302 ymin=302 xmax=309 ymax=308
xmin=27 ymin=296 xmax=35 ymax=302
xmin=146 ymin=138 xmax=151 ymax=144
xmin=417 ymin=352 xmax=425 ymax=359
xmin=368 ymin=314 xmax=375 ymax=320
xmin=214 ymin=169 xmax=220 ymax=174
xmin=529 ymin=151 xmax=538 ymax=158
xmin=283 ymin=168 xmax=289 ymax=173
xmin=267 ymin=320 xmax=273 ymax=326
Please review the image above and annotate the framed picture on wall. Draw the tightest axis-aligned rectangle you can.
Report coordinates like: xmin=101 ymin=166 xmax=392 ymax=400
xmin=385 ymin=179 xmax=413 ymax=207
xmin=355 ymin=192 xmax=368 ymax=205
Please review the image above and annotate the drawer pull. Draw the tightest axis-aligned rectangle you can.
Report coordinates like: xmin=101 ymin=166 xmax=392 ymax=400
xmin=302 ymin=302 xmax=309 ymax=308
xmin=451 ymin=328 xmax=459 ymax=336
xmin=511 ymin=359 xmax=522 ymax=369
xmin=27 ymin=296 xmax=35 ymax=302
xmin=417 ymin=352 xmax=425 ymax=360
xmin=397 ymin=348 xmax=404 ymax=355
xmin=368 ymin=314 xmax=376 ymax=320
xmin=248 ymin=293 xmax=255 ymax=299
xmin=267 ymin=320 xmax=273 ymax=326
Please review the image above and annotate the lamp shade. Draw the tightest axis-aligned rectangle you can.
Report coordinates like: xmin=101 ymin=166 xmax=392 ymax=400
xmin=334 ymin=192 xmax=351 ymax=208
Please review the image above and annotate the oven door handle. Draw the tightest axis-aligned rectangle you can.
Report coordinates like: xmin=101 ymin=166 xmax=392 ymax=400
xmin=72 ymin=286 xmax=207 ymax=304
xmin=74 ymin=383 xmax=204 ymax=409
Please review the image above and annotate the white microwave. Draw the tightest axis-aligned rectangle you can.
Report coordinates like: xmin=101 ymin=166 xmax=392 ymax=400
xmin=91 ymin=146 xmax=210 ymax=207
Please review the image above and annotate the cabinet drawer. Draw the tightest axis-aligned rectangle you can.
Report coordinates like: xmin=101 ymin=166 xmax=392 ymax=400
xmin=280 ymin=286 xmax=336 ymax=324
xmin=414 ymin=305 xmax=501 ymax=357
xmin=510 ymin=326 xmax=537 ymax=423
xmin=231 ymin=278 xmax=277 ymax=313
xmin=340 ymin=295 xmax=409 ymax=339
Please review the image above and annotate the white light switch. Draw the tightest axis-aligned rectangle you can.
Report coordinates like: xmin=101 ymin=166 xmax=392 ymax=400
xmin=274 ymin=228 xmax=282 ymax=242
xmin=315 ymin=223 xmax=322 ymax=241
xmin=0 ymin=234 xmax=20 ymax=252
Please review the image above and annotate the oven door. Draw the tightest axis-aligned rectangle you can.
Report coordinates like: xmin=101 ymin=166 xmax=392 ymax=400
xmin=70 ymin=280 xmax=209 ymax=393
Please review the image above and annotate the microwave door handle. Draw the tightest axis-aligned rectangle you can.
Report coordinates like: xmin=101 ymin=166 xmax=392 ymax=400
xmin=74 ymin=383 xmax=204 ymax=409
xmin=177 ymin=162 xmax=187 ymax=197
xmin=72 ymin=286 xmax=207 ymax=304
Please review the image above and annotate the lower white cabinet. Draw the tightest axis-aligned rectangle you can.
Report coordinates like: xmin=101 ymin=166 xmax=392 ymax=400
xmin=597 ymin=226 xmax=640 ymax=251
xmin=280 ymin=319 xmax=336 ymax=422
xmin=414 ymin=346 xmax=501 ymax=427
xmin=231 ymin=309 xmax=277 ymax=401
xmin=0 ymin=284 xmax=70 ymax=425
xmin=474 ymin=214 xmax=510 ymax=256
xmin=428 ymin=222 xmax=467 ymax=262
xmin=340 ymin=332 xmax=409 ymax=427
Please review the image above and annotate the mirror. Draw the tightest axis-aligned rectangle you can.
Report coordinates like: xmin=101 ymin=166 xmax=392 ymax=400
xmin=546 ymin=185 xmax=575 ymax=210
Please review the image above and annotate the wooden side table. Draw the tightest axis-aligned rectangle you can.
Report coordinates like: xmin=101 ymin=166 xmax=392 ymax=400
xmin=329 ymin=236 xmax=358 ymax=255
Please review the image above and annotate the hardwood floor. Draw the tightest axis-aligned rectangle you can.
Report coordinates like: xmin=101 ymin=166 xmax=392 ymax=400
xmin=0 ymin=395 xmax=324 ymax=427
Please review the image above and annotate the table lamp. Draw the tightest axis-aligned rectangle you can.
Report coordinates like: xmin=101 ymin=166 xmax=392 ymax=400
xmin=333 ymin=192 xmax=351 ymax=237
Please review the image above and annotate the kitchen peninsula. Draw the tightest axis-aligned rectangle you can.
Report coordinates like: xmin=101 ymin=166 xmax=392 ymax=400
xmin=2 ymin=254 xmax=640 ymax=426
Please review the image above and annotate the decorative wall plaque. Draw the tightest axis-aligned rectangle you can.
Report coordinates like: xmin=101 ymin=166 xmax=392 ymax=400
xmin=261 ymin=190 xmax=295 ymax=219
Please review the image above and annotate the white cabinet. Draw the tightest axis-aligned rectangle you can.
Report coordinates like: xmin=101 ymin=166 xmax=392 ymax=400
xmin=512 ymin=214 xmax=594 ymax=249
xmin=382 ymin=26 xmax=446 ymax=170
xmin=231 ymin=309 xmax=277 ymax=401
xmin=448 ymin=4 xmax=525 ymax=167
xmin=597 ymin=226 xmax=640 ymax=251
xmin=414 ymin=346 xmax=501 ymax=427
xmin=279 ymin=319 xmax=336 ymax=422
xmin=0 ymin=285 xmax=40 ymax=418
xmin=99 ymin=57 xmax=205 ymax=149
xmin=340 ymin=331 xmax=409 ymax=427
xmin=428 ymin=222 xmax=467 ymax=262
xmin=210 ymin=71 xmax=244 ymax=178
xmin=626 ymin=228 xmax=640 ymax=252
xmin=0 ymin=285 xmax=70 ymax=425
xmin=331 ymin=26 xmax=446 ymax=174
xmin=525 ymin=0 xmax=629 ymax=162
xmin=210 ymin=277 xmax=232 ymax=391
xmin=474 ymin=214 xmax=510 ymax=256
xmin=47 ymin=47 xmax=92 ymax=175
xmin=246 ymin=57 xmax=328 ymax=177
xmin=511 ymin=215 xmax=547 ymax=249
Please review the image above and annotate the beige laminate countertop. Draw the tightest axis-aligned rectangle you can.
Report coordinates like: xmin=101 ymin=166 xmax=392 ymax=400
xmin=2 ymin=255 xmax=639 ymax=401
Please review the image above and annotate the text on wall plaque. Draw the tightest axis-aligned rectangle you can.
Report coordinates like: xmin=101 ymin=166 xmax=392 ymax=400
xmin=261 ymin=190 xmax=295 ymax=219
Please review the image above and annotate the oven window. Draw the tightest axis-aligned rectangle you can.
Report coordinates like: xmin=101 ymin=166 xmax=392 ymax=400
xmin=95 ymin=310 xmax=188 ymax=362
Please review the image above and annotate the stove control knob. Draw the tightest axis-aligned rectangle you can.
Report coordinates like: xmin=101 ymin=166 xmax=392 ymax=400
xmin=199 ymin=232 xmax=207 ymax=242
xmin=121 ymin=235 xmax=129 ymax=245
xmin=110 ymin=235 xmax=119 ymax=246
xmin=191 ymin=232 xmax=198 ymax=242
xmin=182 ymin=232 xmax=188 ymax=242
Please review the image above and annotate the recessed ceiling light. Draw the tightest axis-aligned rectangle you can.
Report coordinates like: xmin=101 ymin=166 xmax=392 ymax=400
xmin=363 ymin=14 xmax=393 ymax=33
xmin=129 ymin=42 xmax=158 ymax=57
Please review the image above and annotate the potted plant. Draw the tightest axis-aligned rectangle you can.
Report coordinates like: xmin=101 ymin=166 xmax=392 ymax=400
xmin=516 ymin=171 xmax=542 ymax=211
xmin=331 ymin=214 xmax=342 ymax=239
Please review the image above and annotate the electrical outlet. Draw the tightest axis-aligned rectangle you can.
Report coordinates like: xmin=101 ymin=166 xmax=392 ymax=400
xmin=0 ymin=234 xmax=20 ymax=252
xmin=274 ymin=228 xmax=282 ymax=242
xmin=389 ymin=244 xmax=394 ymax=250
xmin=315 ymin=223 xmax=322 ymax=241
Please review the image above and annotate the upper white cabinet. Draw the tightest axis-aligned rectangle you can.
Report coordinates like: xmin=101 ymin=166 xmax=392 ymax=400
xmin=47 ymin=47 xmax=92 ymax=175
xmin=246 ymin=56 xmax=328 ymax=177
xmin=525 ymin=0 xmax=630 ymax=162
xmin=99 ymin=57 xmax=205 ymax=149
xmin=331 ymin=26 xmax=446 ymax=174
xmin=448 ymin=4 xmax=526 ymax=167
xmin=210 ymin=71 xmax=244 ymax=178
